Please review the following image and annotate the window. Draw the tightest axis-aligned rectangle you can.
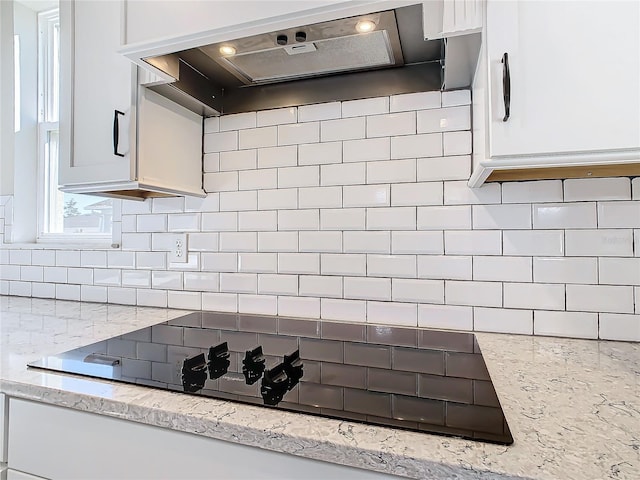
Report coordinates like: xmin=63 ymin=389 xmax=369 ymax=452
xmin=36 ymin=8 xmax=112 ymax=241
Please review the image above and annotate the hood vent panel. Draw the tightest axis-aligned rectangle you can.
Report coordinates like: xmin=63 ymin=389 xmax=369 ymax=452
xmin=220 ymin=31 xmax=396 ymax=84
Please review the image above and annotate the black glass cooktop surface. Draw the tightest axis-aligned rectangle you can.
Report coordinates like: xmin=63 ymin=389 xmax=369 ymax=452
xmin=28 ymin=312 xmax=513 ymax=445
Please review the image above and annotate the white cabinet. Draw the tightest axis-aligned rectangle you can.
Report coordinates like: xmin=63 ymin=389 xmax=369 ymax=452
xmin=0 ymin=393 xmax=5 ymax=464
xmin=470 ymin=0 xmax=640 ymax=186
xmin=59 ymin=0 xmax=204 ymax=200
xmin=7 ymin=398 xmax=392 ymax=479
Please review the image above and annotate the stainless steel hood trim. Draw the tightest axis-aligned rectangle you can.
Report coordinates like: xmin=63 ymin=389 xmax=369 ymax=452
xmin=60 ymin=181 xmax=206 ymax=201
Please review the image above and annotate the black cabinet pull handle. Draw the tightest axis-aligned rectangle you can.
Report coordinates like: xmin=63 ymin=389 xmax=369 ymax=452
xmin=113 ymin=110 xmax=125 ymax=157
xmin=502 ymin=52 xmax=511 ymax=122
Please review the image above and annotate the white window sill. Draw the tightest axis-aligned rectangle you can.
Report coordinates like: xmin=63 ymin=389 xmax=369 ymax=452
xmin=1 ymin=241 xmax=116 ymax=250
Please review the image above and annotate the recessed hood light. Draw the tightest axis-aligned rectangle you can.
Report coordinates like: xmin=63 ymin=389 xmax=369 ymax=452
xmin=219 ymin=45 xmax=236 ymax=56
xmin=356 ymin=20 xmax=376 ymax=33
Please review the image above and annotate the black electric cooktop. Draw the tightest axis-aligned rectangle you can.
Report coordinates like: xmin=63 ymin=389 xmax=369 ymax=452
xmin=28 ymin=312 xmax=513 ymax=445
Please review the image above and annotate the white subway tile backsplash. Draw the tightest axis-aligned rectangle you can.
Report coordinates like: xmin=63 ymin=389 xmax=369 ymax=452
xmin=443 ymin=131 xmax=472 ymax=156
xmin=279 ymin=122 xmax=319 ymax=146
xmin=278 ymin=253 xmax=319 ymax=274
xmin=121 ymin=270 xmax=151 ymax=288
xmin=321 ymin=208 xmax=365 ymax=231
xmin=152 ymin=271 xmax=183 ymax=289
xmin=367 ymin=112 xmax=415 ymax=138
xmin=258 ymin=274 xmax=298 ymax=296
xmin=122 ymin=200 xmax=152 ymax=215
xmin=367 ymin=301 xmax=417 ymax=327
xmin=445 ymin=231 xmax=502 ymax=255
xmin=321 ymin=298 xmax=366 ymax=322
xmin=473 ymin=256 xmax=532 ymax=282
xmin=20 ymin=266 xmax=43 ymax=282
xmin=599 ymin=257 xmax=640 ymax=285
xmin=203 ymin=153 xmax=220 ymax=173
xmin=167 ymin=291 xmax=202 ymax=310
xmin=473 ymin=204 xmax=531 ymax=229
xmin=343 ymin=185 xmax=389 ymax=208
xmin=121 ymin=233 xmax=152 ymax=251
xmin=417 ymin=156 xmax=470 ymax=182
xmin=204 ymin=171 xmax=238 ymax=192
xmin=504 ymin=282 xmax=565 ymax=310
xmin=239 ymin=168 xmax=278 ymax=191
xmin=9 ymin=250 xmax=29 ymax=266
xmin=565 ymin=229 xmax=633 ymax=257
xmin=474 ymin=308 xmax=533 ymax=335
xmin=367 ymin=207 xmax=416 ymax=230
xmin=299 ymin=231 xmax=342 ymax=253
xmin=321 ymin=254 xmax=366 ymax=276
xmin=418 ymin=255 xmax=472 ymax=280
xmin=94 ymin=269 xmax=121 ymax=286
xmin=599 ymin=313 xmax=640 ymax=341
xmin=108 ymin=251 xmax=135 ymax=268
xmin=237 ymin=253 xmax=277 ymax=273
xmin=278 ymin=209 xmax=319 ymax=231
xmin=502 ymin=180 xmax=563 ymax=204
xmin=43 ymin=267 xmax=67 ymax=283
xmin=342 ymin=97 xmax=389 ymax=117
xmin=321 ymin=162 xmax=365 ymax=186
xmin=220 ymin=273 xmax=257 ymax=294
xmin=201 ymin=212 xmax=238 ymax=232
xmin=168 ymin=213 xmax=200 ymax=232
xmin=442 ymin=90 xmax=471 ymax=106
xmin=137 ymin=214 xmax=167 ymax=233
xmin=81 ymin=285 xmax=107 ymax=303
xmin=343 ymin=138 xmax=390 ymax=163
xmin=368 ymin=159 xmax=417 ymax=184
xmin=258 ymin=188 xmax=298 ymax=210
xmin=503 ymin=230 xmax=564 ymax=256
xmin=201 ymin=253 xmax=237 ymax=272
xmin=136 ymin=289 xmax=167 ymax=308
xmin=56 ymin=284 xmax=80 ymax=301
xmin=67 ymin=268 xmax=93 ymax=285
xmin=152 ymin=197 xmax=184 ymax=213
xmin=344 ymin=277 xmax=390 ymax=301
xmin=257 ymin=107 xmax=297 ymax=127
xmin=279 ymin=165 xmax=319 ymax=188
xmin=257 ymin=145 xmax=297 ymax=168
xmin=417 ymin=106 xmax=470 ymax=133
xmin=391 ymin=133 xmax=442 ymax=159
xmin=202 ymin=292 xmax=238 ymax=312
xmin=204 ymin=131 xmax=238 ymax=153
xmin=392 ymin=278 xmax=443 ymax=303
xmin=278 ymin=296 xmax=320 ymax=318
xmin=56 ymin=250 xmax=81 ymax=267
xmin=300 ymin=276 xmax=342 ymax=298
xmin=299 ymin=186 xmax=342 ymax=209
xmin=204 ymin=117 xmax=219 ymax=133
xmin=220 ymin=150 xmax=257 ymax=171
xmin=220 ymin=112 xmax=256 ymax=131
xmin=391 ymin=231 xmax=443 ymax=255
xmin=298 ymin=142 xmax=342 ymax=165
xmin=220 ymin=191 xmax=258 ymax=212
xmin=367 ymin=254 xmax=416 ymax=278
xmin=298 ymin=102 xmax=341 ymax=122
xmin=566 ymin=284 xmax=634 ymax=313
xmin=533 ymin=203 xmax=597 ymax=229
xmin=390 ymin=91 xmax=440 ymax=112
xmin=564 ymin=177 xmax=631 ymax=201
xmin=258 ymin=232 xmax=298 ymax=252
xmin=418 ymin=304 xmax=472 ymax=330
xmin=187 ymin=195 xmax=215 ymax=215
xmin=321 ymin=117 xmax=365 ymax=141
xmin=534 ymin=311 xmax=598 ymax=339
xmin=418 ymin=205 xmax=471 ymax=230
xmin=344 ymin=231 xmax=390 ymax=254
xmin=240 ymin=294 xmax=278 ymax=315
xmin=219 ymin=232 xmax=257 ymax=252
xmin=238 ymin=211 xmax=278 ymax=231
xmin=136 ymin=252 xmax=166 ymax=270
xmin=597 ymin=201 xmax=640 ymax=228
xmin=31 ymin=250 xmax=56 ymax=266
xmin=633 ymin=178 xmax=640 ymax=200
xmin=445 ymin=181 xmax=501 ymax=205
xmin=446 ymin=280 xmax=502 ymax=307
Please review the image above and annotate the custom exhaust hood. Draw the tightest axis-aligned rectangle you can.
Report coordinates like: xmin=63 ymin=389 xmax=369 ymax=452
xmin=141 ymin=4 xmax=479 ymax=116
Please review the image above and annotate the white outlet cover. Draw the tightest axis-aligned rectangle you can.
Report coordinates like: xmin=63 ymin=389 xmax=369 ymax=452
xmin=169 ymin=233 xmax=188 ymax=263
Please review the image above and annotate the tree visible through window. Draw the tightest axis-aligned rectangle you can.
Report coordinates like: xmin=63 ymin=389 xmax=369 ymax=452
xmin=37 ymin=7 xmax=112 ymax=239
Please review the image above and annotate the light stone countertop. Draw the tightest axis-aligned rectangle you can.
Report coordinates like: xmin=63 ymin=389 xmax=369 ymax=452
xmin=0 ymin=296 xmax=638 ymax=479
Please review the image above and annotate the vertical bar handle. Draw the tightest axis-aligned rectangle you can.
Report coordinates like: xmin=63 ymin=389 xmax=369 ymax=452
xmin=502 ymin=53 xmax=511 ymax=122
xmin=113 ymin=110 xmax=125 ymax=157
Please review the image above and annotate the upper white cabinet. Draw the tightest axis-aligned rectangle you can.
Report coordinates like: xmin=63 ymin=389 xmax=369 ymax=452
xmin=470 ymin=0 xmax=640 ymax=185
xmin=60 ymin=0 xmax=204 ymax=200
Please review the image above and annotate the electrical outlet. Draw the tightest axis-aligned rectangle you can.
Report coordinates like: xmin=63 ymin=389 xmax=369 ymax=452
xmin=169 ymin=233 xmax=188 ymax=263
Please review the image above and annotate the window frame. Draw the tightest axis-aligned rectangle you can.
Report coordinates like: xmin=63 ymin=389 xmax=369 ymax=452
xmin=35 ymin=7 xmax=112 ymax=244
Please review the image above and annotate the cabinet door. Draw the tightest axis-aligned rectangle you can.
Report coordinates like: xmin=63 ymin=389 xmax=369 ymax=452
xmin=59 ymin=0 xmax=133 ymax=187
xmin=486 ymin=0 xmax=640 ymax=158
